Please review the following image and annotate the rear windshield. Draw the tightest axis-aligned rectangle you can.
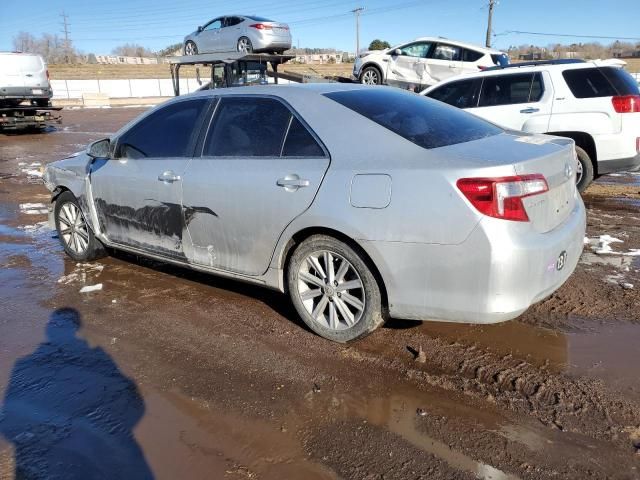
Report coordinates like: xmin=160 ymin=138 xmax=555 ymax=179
xmin=562 ymin=67 xmax=640 ymax=98
xmin=245 ymin=15 xmax=274 ymax=22
xmin=324 ymin=88 xmax=502 ymax=150
xmin=0 ymin=54 xmax=43 ymax=72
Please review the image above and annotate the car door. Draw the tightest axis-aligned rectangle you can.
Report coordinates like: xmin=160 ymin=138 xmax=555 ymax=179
xmin=89 ymin=98 xmax=210 ymax=259
xmin=0 ymin=54 xmax=25 ymax=92
xmin=20 ymin=55 xmax=48 ymax=91
xmin=199 ymin=18 xmax=223 ymax=52
xmin=220 ymin=16 xmax=243 ymax=51
xmin=473 ymin=72 xmax=553 ymax=132
xmin=426 ymin=77 xmax=483 ymax=110
xmin=386 ymin=41 xmax=433 ymax=89
xmin=182 ymin=96 xmax=330 ymax=275
xmin=426 ymin=43 xmax=463 ymax=84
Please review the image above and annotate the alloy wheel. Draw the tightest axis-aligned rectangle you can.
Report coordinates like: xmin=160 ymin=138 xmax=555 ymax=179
xmin=58 ymin=202 xmax=89 ymax=255
xmin=237 ymin=38 xmax=253 ymax=53
xmin=185 ymin=42 xmax=197 ymax=55
xmin=575 ymin=160 xmax=583 ymax=186
xmin=361 ymin=69 xmax=379 ymax=85
xmin=297 ymin=250 xmax=366 ymax=331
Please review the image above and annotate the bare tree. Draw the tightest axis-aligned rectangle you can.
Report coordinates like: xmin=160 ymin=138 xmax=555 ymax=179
xmin=111 ymin=43 xmax=155 ymax=58
xmin=12 ymin=31 xmax=80 ymax=63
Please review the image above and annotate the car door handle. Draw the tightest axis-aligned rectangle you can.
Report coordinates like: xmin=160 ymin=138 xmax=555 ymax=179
xmin=158 ymin=170 xmax=181 ymax=183
xmin=520 ymin=107 xmax=540 ymax=113
xmin=277 ymin=176 xmax=310 ymax=190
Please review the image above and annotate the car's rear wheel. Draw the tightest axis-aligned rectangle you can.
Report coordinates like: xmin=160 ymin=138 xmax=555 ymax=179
xmin=237 ymin=37 xmax=253 ymax=54
xmin=360 ymin=66 xmax=382 ymax=85
xmin=287 ymin=235 xmax=384 ymax=343
xmin=575 ymin=145 xmax=594 ymax=193
xmin=184 ymin=41 xmax=198 ymax=56
xmin=54 ymin=191 xmax=106 ymax=262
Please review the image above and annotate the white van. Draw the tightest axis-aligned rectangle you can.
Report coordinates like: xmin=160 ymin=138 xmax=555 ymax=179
xmin=0 ymin=52 xmax=53 ymax=107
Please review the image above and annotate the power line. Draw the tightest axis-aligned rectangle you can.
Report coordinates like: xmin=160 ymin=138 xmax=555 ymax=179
xmin=500 ymin=30 xmax=640 ymax=41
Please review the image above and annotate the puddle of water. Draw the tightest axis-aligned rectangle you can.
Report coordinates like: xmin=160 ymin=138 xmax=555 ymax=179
xmin=597 ymin=172 xmax=640 ymax=187
xmin=583 ymin=196 xmax=640 ymax=213
xmin=305 ymin=391 xmax=522 ymax=480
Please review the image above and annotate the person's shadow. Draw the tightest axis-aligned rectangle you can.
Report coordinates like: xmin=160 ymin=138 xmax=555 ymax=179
xmin=0 ymin=308 xmax=154 ymax=479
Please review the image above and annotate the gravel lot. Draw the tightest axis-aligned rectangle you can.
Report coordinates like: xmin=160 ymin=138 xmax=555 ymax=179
xmin=1 ymin=108 xmax=639 ymax=479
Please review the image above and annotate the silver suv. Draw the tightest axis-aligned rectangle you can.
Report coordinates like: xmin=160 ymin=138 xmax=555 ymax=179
xmin=0 ymin=52 xmax=52 ymax=107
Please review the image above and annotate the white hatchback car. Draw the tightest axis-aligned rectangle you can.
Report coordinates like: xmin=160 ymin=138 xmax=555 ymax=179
xmin=422 ymin=60 xmax=640 ymax=191
xmin=352 ymin=37 xmax=508 ymax=91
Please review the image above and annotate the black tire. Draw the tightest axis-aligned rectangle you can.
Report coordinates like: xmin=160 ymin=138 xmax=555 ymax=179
xmin=287 ymin=235 xmax=385 ymax=343
xmin=575 ymin=145 xmax=594 ymax=193
xmin=184 ymin=41 xmax=198 ymax=56
xmin=360 ymin=65 xmax=382 ymax=85
xmin=54 ymin=191 xmax=106 ymax=262
xmin=237 ymin=37 xmax=253 ymax=53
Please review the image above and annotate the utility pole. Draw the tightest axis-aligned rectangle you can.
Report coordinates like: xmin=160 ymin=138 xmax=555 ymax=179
xmin=485 ymin=0 xmax=495 ymax=48
xmin=351 ymin=7 xmax=364 ymax=56
xmin=61 ymin=11 xmax=71 ymax=63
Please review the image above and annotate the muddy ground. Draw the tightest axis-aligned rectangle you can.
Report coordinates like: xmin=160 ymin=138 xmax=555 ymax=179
xmin=0 ymin=108 xmax=639 ymax=480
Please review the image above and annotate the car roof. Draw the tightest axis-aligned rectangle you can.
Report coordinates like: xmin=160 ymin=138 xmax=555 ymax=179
xmin=422 ymin=60 xmax=618 ymax=92
xmin=399 ymin=37 xmax=504 ymax=54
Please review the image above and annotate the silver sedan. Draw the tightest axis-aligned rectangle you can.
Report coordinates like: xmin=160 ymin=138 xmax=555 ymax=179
xmin=43 ymin=84 xmax=586 ymax=342
xmin=184 ymin=15 xmax=291 ymax=55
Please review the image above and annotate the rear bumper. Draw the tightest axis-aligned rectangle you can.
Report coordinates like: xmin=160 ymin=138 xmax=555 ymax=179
xmin=361 ymin=198 xmax=586 ymax=323
xmin=0 ymin=86 xmax=53 ymax=100
xmin=598 ymin=152 xmax=640 ymax=174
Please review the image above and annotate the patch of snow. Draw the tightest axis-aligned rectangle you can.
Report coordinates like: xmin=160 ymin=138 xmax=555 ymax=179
xmin=79 ymin=283 xmax=103 ymax=293
xmin=19 ymin=203 xmax=48 ymax=215
xmin=19 ymin=221 xmax=49 ymax=232
xmin=21 ymin=169 xmax=43 ymax=177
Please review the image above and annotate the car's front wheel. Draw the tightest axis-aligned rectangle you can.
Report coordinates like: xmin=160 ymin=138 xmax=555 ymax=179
xmin=575 ymin=145 xmax=594 ymax=193
xmin=287 ymin=235 xmax=385 ymax=343
xmin=360 ymin=66 xmax=382 ymax=85
xmin=184 ymin=41 xmax=198 ymax=56
xmin=54 ymin=191 xmax=106 ymax=262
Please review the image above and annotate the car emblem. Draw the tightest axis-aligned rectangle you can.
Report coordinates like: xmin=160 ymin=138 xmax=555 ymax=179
xmin=564 ymin=162 xmax=573 ymax=179
xmin=556 ymin=251 xmax=567 ymax=271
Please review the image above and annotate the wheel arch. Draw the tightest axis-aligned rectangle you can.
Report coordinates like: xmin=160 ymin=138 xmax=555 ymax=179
xmin=546 ymin=131 xmax=598 ymax=175
xmin=360 ymin=62 xmax=385 ymax=82
xmin=278 ymin=226 xmax=389 ymax=312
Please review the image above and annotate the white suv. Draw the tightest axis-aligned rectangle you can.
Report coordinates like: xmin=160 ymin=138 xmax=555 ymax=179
xmin=422 ymin=59 xmax=640 ymax=191
xmin=353 ymin=37 xmax=509 ymax=91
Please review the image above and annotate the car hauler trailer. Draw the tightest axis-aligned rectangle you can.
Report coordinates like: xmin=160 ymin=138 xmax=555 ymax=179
xmin=0 ymin=105 xmax=62 ymax=132
xmin=168 ymin=52 xmax=297 ymax=95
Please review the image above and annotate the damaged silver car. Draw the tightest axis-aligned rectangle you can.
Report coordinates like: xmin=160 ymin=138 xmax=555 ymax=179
xmin=44 ymin=85 xmax=586 ymax=342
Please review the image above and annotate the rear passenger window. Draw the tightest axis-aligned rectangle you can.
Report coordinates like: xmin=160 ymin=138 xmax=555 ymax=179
xmin=283 ymin=117 xmax=325 ymax=157
xmin=462 ymin=49 xmax=483 ymax=62
xmin=427 ymin=78 xmax=481 ymax=108
xmin=118 ymin=99 xmax=208 ymax=158
xmin=203 ymin=97 xmax=324 ymax=158
xmin=563 ymin=67 xmax=640 ymax=98
xmin=204 ymin=97 xmax=290 ymax=156
xmin=432 ymin=43 xmax=462 ymax=61
xmin=479 ymin=73 xmax=544 ymax=107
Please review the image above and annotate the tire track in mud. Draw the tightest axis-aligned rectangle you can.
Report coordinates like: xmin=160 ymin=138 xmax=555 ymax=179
xmin=351 ymin=331 xmax=640 ymax=452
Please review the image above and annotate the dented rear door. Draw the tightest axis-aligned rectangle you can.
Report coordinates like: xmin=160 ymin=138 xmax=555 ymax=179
xmin=182 ymin=96 xmax=330 ymax=276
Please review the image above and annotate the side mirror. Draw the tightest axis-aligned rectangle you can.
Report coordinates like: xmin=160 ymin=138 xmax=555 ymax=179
xmin=197 ymin=25 xmax=203 ymax=32
xmin=393 ymin=48 xmax=402 ymax=56
xmin=87 ymin=138 xmax=111 ymax=159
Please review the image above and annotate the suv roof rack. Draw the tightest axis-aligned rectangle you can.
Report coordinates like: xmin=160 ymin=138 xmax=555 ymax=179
xmin=483 ymin=58 xmax=586 ymax=71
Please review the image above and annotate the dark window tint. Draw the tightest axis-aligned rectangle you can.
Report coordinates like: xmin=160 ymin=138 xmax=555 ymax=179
xmin=204 ymin=97 xmax=291 ymax=156
xmin=601 ymin=67 xmax=640 ymax=95
xmin=283 ymin=117 xmax=324 ymax=157
xmin=119 ymin=99 xmax=208 ymax=158
xmin=324 ymin=89 xmax=501 ymax=150
xmin=564 ymin=66 xmax=640 ymax=98
xmin=427 ymin=78 xmax=481 ymax=109
xmin=479 ymin=73 xmax=543 ymax=107
xmin=246 ymin=15 xmax=274 ymax=22
xmin=226 ymin=17 xmax=244 ymax=27
xmin=432 ymin=43 xmax=462 ymax=61
xmin=463 ymin=49 xmax=483 ymax=62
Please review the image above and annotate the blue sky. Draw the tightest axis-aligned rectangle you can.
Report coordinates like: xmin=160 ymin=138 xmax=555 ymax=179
xmin=1 ymin=0 xmax=639 ymax=55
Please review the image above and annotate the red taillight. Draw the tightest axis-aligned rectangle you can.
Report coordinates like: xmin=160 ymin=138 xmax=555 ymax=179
xmin=456 ymin=174 xmax=548 ymax=222
xmin=250 ymin=23 xmax=272 ymax=30
xmin=611 ymin=95 xmax=640 ymax=113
